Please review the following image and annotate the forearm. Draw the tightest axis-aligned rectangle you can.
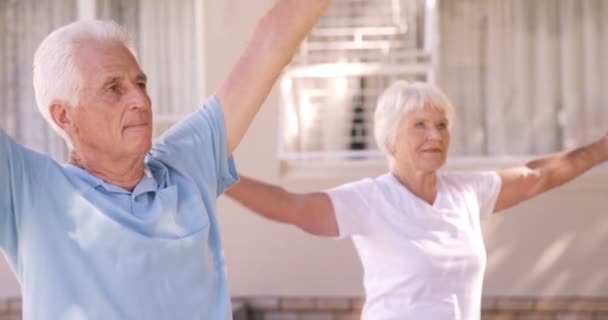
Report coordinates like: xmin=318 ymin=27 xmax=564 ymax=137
xmin=526 ymin=137 xmax=608 ymax=191
xmin=225 ymin=176 xmax=298 ymax=224
xmin=219 ymin=0 xmax=331 ymax=155
xmin=259 ymin=0 xmax=331 ymax=67
xmin=226 ymin=175 xmax=338 ymax=236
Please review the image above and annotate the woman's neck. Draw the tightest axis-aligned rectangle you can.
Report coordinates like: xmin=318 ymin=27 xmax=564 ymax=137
xmin=391 ymin=168 xmax=439 ymax=205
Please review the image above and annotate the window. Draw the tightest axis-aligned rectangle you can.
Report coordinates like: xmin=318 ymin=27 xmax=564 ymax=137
xmin=97 ymin=0 xmax=205 ymax=136
xmin=279 ymin=0 xmax=436 ymax=162
xmin=0 ymin=0 xmax=76 ymax=161
xmin=278 ymin=0 xmax=608 ymax=166
xmin=0 ymin=0 xmax=204 ymax=161
xmin=441 ymin=0 xmax=607 ymax=157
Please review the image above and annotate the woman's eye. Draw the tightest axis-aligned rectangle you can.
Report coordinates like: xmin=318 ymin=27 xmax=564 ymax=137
xmin=137 ymin=82 xmax=147 ymax=89
xmin=437 ymin=122 xmax=447 ymax=129
xmin=414 ymin=122 xmax=425 ymax=128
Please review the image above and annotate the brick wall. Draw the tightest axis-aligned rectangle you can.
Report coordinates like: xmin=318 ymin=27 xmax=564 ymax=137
xmin=2 ymin=296 xmax=607 ymax=319
xmin=481 ymin=297 xmax=608 ymax=320
xmin=232 ymin=297 xmax=363 ymax=320
xmin=232 ymin=297 xmax=608 ymax=320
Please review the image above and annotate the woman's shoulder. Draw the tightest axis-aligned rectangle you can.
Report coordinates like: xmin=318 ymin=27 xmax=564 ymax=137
xmin=439 ymin=170 xmax=500 ymax=190
xmin=328 ymin=172 xmax=395 ymax=196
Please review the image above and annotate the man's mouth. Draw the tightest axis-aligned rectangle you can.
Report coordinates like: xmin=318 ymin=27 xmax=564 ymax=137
xmin=421 ymin=148 xmax=442 ymax=153
xmin=124 ymin=123 xmax=150 ymax=130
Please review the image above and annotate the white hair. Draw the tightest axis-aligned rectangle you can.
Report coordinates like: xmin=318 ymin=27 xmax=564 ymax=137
xmin=33 ymin=20 xmax=135 ymax=142
xmin=374 ymin=81 xmax=455 ymax=169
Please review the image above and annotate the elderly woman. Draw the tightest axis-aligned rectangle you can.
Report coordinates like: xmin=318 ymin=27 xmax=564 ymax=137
xmin=226 ymin=81 xmax=608 ymax=320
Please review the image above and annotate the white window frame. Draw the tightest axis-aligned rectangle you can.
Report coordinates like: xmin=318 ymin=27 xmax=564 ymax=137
xmin=277 ymin=0 xmax=608 ymax=179
xmin=277 ymin=0 xmax=440 ymax=177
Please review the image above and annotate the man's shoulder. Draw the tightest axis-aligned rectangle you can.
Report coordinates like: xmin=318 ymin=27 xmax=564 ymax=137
xmin=1 ymin=128 xmax=61 ymax=170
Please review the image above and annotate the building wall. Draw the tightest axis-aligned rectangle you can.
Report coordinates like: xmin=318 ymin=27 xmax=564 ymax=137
xmin=0 ymin=263 xmax=18 ymax=299
xmin=206 ymin=0 xmax=608 ymax=298
xmin=1 ymin=0 xmax=607 ymax=304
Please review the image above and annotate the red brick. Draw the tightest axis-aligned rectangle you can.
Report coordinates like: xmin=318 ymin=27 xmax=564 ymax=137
xmin=281 ymin=297 xmax=316 ymax=310
xmin=496 ymin=298 xmax=535 ymax=311
xmin=315 ymin=298 xmax=351 ymax=311
xmin=335 ymin=311 xmax=361 ymax=320
xmin=481 ymin=312 xmax=515 ymax=320
xmin=351 ymin=297 xmax=365 ymax=311
xmin=556 ymin=313 xmax=593 ymax=320
xmin=536 ymin=299 xmax=573 ymax=312
xmin=248 ymin=297 xmax=280 ymax=310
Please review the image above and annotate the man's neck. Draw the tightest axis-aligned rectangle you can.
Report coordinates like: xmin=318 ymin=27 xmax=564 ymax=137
xmin=68 ymin=150 xmax=146 ymax=191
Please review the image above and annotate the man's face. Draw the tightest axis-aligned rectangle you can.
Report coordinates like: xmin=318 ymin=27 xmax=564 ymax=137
xmin=68 ymin=40 xmax=152 ymax=161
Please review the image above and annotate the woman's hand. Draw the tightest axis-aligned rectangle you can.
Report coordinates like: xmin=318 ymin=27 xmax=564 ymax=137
xmin=494 ymin=133 xmax=608 ymax=213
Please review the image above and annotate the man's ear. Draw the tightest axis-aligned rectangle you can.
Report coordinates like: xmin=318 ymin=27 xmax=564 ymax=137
xmin=49 ymin=102 xmax=73 ymax=131
xmin=385 ymin=141 xmax=395 ymax=155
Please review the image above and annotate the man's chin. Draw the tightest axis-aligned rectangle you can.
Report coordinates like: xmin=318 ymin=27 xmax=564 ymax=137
xmin=129 ymin=139 xmax=152 ymax=155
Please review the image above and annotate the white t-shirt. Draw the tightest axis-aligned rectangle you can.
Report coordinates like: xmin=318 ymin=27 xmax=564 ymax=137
xmin=325 ymin=171 xmax=502 ymax=320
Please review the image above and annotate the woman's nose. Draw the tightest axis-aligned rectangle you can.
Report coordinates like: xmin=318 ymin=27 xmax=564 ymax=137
xmin=428 ymin=127 xmax=442 ymax=140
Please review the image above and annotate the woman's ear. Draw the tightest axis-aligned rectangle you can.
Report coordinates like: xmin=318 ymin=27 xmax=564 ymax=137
xmin=49 ymin=102 xmax=72 ymax=130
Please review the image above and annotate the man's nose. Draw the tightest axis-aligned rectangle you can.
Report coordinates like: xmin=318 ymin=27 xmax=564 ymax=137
xmin=127 ymin=86 xmax=150 ymax=110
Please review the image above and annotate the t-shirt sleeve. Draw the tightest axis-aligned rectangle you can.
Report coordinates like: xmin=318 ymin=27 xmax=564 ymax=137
xmin=0 ymin=129 xmax=46 ymax=261
xmin=150 ymin=96 xmax=239 ymax=197
xmin=0 ymin=130 xmax=18 ymax=257
xmin=323 ymin=178 xmax=375 ymax=238
xmin=0 ymin=129 xmax=60 ymax=268
xmin=469 ymin=171 xmax=502 ymax=220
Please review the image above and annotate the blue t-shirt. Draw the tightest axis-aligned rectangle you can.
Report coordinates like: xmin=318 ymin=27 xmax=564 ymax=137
xmin=0 ymin=97 xmax=238 ymax=320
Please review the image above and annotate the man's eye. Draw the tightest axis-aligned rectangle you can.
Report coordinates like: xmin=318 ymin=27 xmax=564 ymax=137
xmin=437 ymin=122 xmax=447 ymax=129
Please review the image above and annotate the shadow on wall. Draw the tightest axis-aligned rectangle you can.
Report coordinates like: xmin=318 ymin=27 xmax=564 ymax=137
xmin=482 ymin=176 xmax=608 ymax=296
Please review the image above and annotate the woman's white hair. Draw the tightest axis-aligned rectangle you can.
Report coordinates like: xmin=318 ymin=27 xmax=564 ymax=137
xmin=374 ymin=81 xmax=455 ymax=169
xmin=33 ymin=20 xmax=135 ymax=142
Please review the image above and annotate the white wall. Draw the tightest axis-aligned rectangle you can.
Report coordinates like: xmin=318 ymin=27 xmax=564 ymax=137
xmin=2 ymin=0 xmax=607 ymax=300
xmin=207 ymin=0 xmax=608 ymax=298
xmin=218 ymin=89 xmax=608 ymax=296
xmin=219 ymin=106 xmax=608 ymax=297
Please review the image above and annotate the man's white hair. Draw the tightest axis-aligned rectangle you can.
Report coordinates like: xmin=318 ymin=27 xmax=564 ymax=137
xmin=33 ymin=20 xmax=135 ymax=142
xmin=374 ymin=81 xmax=455 ymax=169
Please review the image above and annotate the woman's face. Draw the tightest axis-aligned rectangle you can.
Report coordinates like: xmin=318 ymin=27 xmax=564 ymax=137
xmin=389 ymin=104 xmax=450 ymax=173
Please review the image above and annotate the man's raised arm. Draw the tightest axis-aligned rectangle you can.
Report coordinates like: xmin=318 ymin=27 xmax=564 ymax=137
xmin=216 ymin=0 xmax=331 ymax=155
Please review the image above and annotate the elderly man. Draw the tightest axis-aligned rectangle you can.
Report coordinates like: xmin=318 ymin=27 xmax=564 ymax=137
xmin=0 ymin=1 xmax=330 ymax=319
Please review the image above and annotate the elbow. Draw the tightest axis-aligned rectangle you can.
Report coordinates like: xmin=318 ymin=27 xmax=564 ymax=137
xmin=297 ymin=214 xmax=339 ymax=238
xmin=289 ymin=195 xmax=338 ymax=237
xmin=298 ymin=223 xmax=335 ymax=237
xmin=296 ymin=223 xmax=318 ymax=236
xmin=522 ymin=168 xmax=550 ymax=198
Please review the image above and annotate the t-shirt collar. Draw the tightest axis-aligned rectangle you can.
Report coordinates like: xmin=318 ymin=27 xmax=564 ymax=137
xmin=63 ymin=164 xmax=158 ymax=196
